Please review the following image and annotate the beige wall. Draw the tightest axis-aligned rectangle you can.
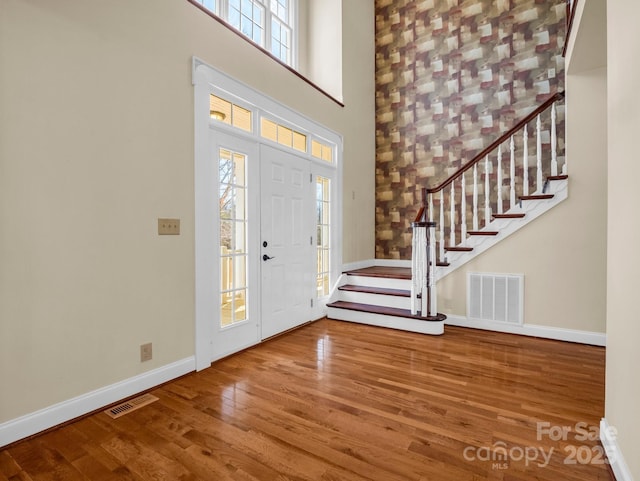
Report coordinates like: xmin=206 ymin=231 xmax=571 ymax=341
xmin=606 ymin=0 xmax=640 ymax=477
xmin=306 ymin=0 xmax=343 ymax=101
xmin=437 ymin=66 xmax=607 ymax=334
xmin=0 ymin=0 xmax=375 ymax=423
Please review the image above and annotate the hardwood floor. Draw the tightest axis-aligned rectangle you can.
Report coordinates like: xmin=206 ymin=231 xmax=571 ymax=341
xmin=1 ymin=320 xmax=613 ymax=480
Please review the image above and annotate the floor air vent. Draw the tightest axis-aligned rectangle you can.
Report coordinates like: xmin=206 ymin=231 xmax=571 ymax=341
xmin=468 ymin=273 xmax=523 ymax=325
xmin=104 ymin=393 xmax=159 ymax=419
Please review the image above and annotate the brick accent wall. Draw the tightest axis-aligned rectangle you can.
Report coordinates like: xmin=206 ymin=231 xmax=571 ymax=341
xmin=375 ymin=0 xmax=566 ymax=259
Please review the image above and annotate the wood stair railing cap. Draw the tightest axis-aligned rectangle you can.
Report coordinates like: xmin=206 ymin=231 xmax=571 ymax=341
xmin=520 ymin=194 xmax=554 ymax=200
xmin=412 ymin=221 xmax=436 ymax=228
xmin=492 ymin=213 xmax=525 ymax=219
xmin=467 ymin=231 xmax=499 ymax=236
xmin=426 ymin=91 xmax=565 ymax=195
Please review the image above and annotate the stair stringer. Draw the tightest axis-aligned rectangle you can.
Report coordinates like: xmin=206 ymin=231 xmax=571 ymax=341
xmin=436 ymin=178 xmax=568 ymax=281
xmin=328 ymin=273 xmax=349 ymax=304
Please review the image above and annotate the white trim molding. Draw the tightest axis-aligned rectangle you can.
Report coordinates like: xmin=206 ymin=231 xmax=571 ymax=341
xmin=374 ymin=258 xmax=411 ymax=268
xmin=0 ymin=357 xmax=195 ymax=448
xmin=341 ymin=259 xmax=375 ymax=272
xmin=193 ymin=57 xmax=343 ymax=370
xmin=600 ymin=418 xmax=634 ymax=481
xmin=445 ymin=314 xmax=606 ymax=346
xmin=341 ymin=258 xmax=410 ymax=272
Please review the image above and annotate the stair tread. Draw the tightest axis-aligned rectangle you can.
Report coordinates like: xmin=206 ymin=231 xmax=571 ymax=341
xmin=520 ymin=194 xmax=554 ymax=200
xmin=436 ymin=261 xmax=450 ymax=267
xmin=444 ymin=246 xmax=473 ymax=252
xmin=547 ymin=174 xmax=568 ymax=181
xmin=343 ymin=266 xmax=411 ymax=280
xmin=467 ymin=231 xmax=499 ymax=236
xmin=338 ymin=285 xmax=410 ymax=297
xmin=492 ymin=213 xmax=526 ymax=219
xmin=327 ymin=301 xmax=445 ymax=322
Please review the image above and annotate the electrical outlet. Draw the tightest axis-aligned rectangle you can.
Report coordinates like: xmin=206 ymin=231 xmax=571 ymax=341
xmin=158 ymin=218 xmax=180 ymax=235
xmin=140 ymin=343 xmax=152 ymax=362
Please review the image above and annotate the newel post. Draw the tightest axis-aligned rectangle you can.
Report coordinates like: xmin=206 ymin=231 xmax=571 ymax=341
xmin=411 ymin=188 xmax=447 ymax=322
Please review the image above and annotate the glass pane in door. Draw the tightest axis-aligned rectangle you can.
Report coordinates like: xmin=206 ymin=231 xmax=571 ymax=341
xmin=316 ymin=176 xmax=331 ymax=297
xmin=219 ymin=148 xmax=249 ymax=327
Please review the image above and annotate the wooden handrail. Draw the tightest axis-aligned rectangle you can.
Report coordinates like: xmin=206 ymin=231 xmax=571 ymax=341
xmin=414 ymin=188 xmax=429 ymax=223
xmin=563 ymin=0 xmax=579 ymax=57
xmin=426 ymin=91 xmax=565 ymax=195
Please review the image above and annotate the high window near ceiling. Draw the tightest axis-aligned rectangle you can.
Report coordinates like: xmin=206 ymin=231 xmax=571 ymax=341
xmin=189 ymin=0 xmax=343 ymax=102
xmin=194 ymin=0 xmax=295 ymax=66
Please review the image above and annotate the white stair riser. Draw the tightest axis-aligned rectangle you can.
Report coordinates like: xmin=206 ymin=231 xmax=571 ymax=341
xmin=346 ymin=275 xmax=410 ymax=290
xmin=337 ymin=291 xmax=411 ymax=310
xmin=327 ymin=308 xmax=444 ymax=335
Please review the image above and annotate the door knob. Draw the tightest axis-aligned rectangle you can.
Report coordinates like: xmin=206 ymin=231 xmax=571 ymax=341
xmin=263 ymin=254 xmax=275 ymax=261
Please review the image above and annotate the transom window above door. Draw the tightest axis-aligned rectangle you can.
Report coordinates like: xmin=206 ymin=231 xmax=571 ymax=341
xmin=208 ymin=93 xmax=336 ymax=165
xmin=193 ymin=0 xmax=296 ymax=66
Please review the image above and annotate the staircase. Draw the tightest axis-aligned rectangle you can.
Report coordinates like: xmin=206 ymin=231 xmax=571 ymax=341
xmin=327 ymin=92 xmax=566 ymax=335
xmin=327 ymin=267 xmax=445 ymax=335
xmin=434 ymin=173 xmax=568 ymax=279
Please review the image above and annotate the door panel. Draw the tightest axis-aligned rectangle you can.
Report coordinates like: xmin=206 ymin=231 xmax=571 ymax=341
xmin=211 ymin=131 xmax=260 ymax=361
xmin=260 ymin=145 xmax=314 ymax=339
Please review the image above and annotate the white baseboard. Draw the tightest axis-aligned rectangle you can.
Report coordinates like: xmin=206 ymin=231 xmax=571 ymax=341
xmin=445 ymin=315 xmax=606 ymax=346
xmin=0 ymin=357 xmax=195 ymax=448
xmin=600 ymin=418 xmax=634 ymax=481
xmin=341 ymin=258 xmax=412 ymax=272
xmin=374 ymin=258 xmax=411 ymax=268
xmin=342 ymin=259 xmax=374 ymax=271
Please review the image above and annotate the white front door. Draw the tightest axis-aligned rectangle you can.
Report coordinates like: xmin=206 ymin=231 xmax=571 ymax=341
xmin=260 ymin=145 xmax=314 ymax=339
xmin=211 ymin=132 xmax=260 ymax=361
xmin=193 ymin=64 xmax=342 ymax=370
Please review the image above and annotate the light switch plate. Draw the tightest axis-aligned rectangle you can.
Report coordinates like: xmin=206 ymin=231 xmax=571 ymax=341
xmin=140 ymin=343 xmax=152 ymax=362
xmin=158 ymin=218 xmax=180 ymax=235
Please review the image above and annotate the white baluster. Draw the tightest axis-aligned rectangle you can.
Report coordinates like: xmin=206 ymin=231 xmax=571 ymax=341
xmin=439 ymin=189 xmax=445 ymax=261
xmin=428 ymin=193 xmax=434 ymax=222
xmin=427 ymin=222 xmax=437 ymax=316
xmin=411 ymin=225 xmax=418 ymax=315
xmin=497 ymin=145 xmax=503 ymax=214
xmin=473 ymin=163 xmax=479 ymax=231
xmin=536 ymin=114 xmax=543 ymax=193
xmin=420 ymin=225 xmax=428 ymax=316
xmin=484 ymin=155 xmax=491 ymax=226
xmin=561 ymin=102 xmax=568 ymax=175
xmin=450 ymin=181 xmax=456 ymax=247
xmin=461 ymin=173 xmax=467 ymax=240
xmin=510 ymin=135 xmax=516 ymax=209
xmin=411 ymin=224 xmax=426 ymax=316
xmin=551 ymin=102 xmax=558 ymax=176
xmin=523 ymin=124 xmax=529 ymax=196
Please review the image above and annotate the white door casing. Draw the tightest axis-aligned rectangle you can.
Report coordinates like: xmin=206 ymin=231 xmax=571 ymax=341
xmin=193 ymin=58 xmax=342 ymax=371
